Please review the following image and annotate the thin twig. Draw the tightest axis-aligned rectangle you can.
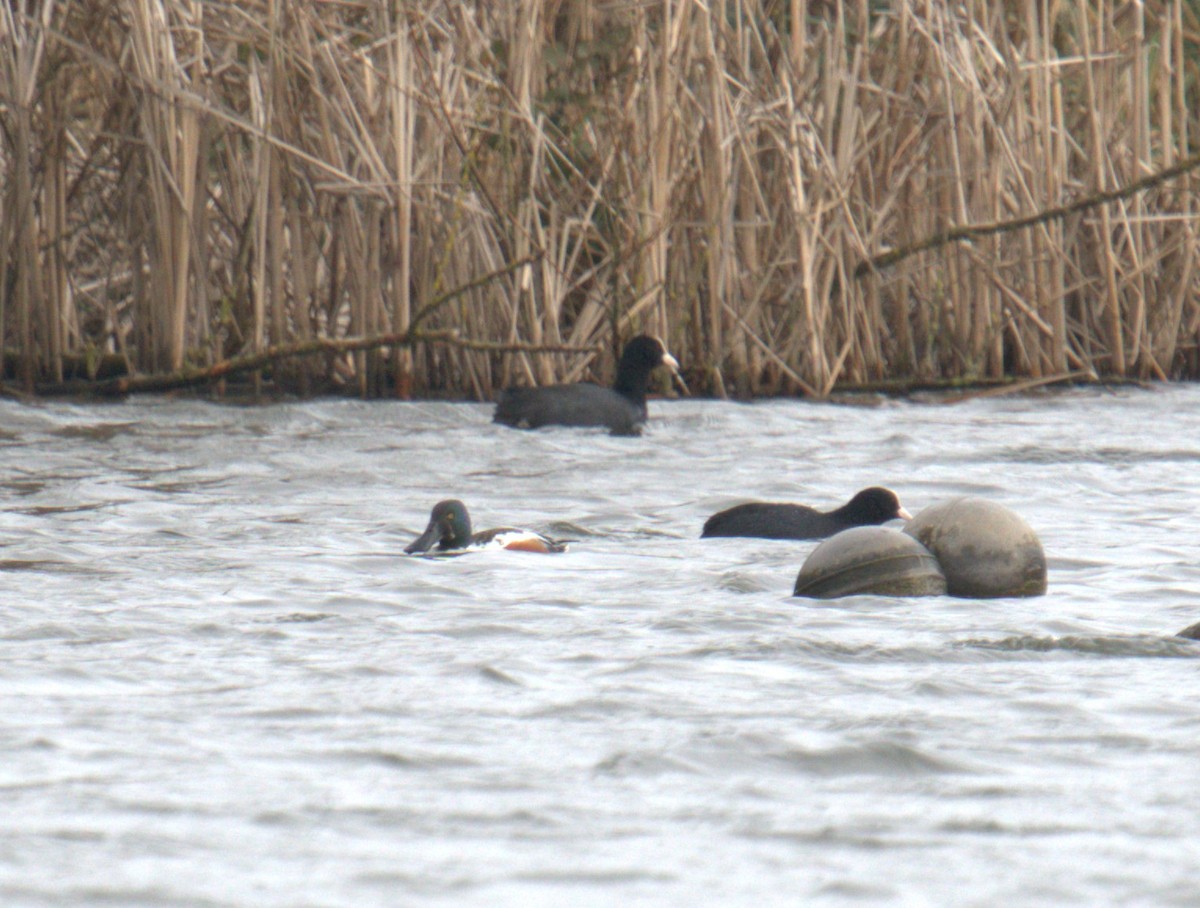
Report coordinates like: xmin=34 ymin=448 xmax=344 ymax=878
xmin=856 ymin=150 xmax=1200 ymax=276
xmin=32 ymin=329 xmax=598 ymax=398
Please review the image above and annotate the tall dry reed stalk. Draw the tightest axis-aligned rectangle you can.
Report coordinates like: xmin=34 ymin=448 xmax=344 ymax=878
xmin=1 ymin=1 xmax=1198 ymax=396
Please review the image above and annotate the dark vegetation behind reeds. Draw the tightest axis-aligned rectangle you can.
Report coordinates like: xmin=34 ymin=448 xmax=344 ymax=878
xmin=2 ymin=1 xmax=1200 ymax=399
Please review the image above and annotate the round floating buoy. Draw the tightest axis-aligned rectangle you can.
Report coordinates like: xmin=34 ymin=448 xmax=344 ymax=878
xmin=793 ymin=526 xmax=947 ymax=599
xmin=904 ymin=497 xmax=1046 ymax=599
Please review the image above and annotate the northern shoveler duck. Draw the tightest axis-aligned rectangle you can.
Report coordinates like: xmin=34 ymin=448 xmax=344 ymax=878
xmin=493 ymin=335 xmax=681 ymax=436
xmin=702 ymin=487 xmax=913 ymax=540
xmin=405 ymin=500 xmax=567 ymax=555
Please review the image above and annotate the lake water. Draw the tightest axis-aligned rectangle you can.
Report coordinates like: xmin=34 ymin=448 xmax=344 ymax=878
xmin=2 ymin=386 xmax=1199 ymax=906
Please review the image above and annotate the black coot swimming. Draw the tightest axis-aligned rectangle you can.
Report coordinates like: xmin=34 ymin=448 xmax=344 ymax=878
xmin=493 ymin=335 xmax=679 ymax=436
xmin=702 ymin=487 xmax=912 ymax=540
xmin=405 ymin=500 xmax=566 ymax=554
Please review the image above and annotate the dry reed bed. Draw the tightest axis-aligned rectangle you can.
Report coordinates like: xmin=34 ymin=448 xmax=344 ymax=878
xmin=1 ymin=1 xmax=1198 ymax=398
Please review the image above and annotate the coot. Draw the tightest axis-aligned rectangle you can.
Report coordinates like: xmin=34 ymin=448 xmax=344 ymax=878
xmin=493 ymin=335 xmax=679 ymax=435
xmin=702 ymin=487 xmax=912 ymax=540
xmin=405 ymin=500 xmax=567 ymax=554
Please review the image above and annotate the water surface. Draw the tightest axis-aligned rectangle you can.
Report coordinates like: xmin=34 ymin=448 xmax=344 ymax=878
xmin=2 ymin=387 xmax=1199 ymax=906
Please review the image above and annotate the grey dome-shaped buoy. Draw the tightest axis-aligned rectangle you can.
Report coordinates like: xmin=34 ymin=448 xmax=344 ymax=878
xmin=904 ymin=498 xmax=1046 ymax=598
xmin=793 ymin=526 xmax=947 ymax=599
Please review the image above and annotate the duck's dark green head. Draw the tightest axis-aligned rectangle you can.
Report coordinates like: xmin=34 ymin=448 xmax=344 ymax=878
xmin=405 ymin=499 xmax=473 ymax=553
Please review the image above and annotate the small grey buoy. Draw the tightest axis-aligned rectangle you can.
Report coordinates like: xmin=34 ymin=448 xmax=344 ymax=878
xmin=793 ymin=526 xmax=947 ymax=599
xmin=904 ymin=498 xmax=1046 ymax=598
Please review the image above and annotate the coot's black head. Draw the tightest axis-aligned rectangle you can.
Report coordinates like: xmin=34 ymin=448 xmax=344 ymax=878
xmin=614 ymin=335 xmax=680 ymax=396
xmin=839 ymin=487 xmax=912 ymax=525
xmin=405 ymin=499 xmax=473 ymax=554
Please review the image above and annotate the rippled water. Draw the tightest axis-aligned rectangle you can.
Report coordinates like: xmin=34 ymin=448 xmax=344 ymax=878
xmin=3 ymin=386 xmax=1200 ymax=906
